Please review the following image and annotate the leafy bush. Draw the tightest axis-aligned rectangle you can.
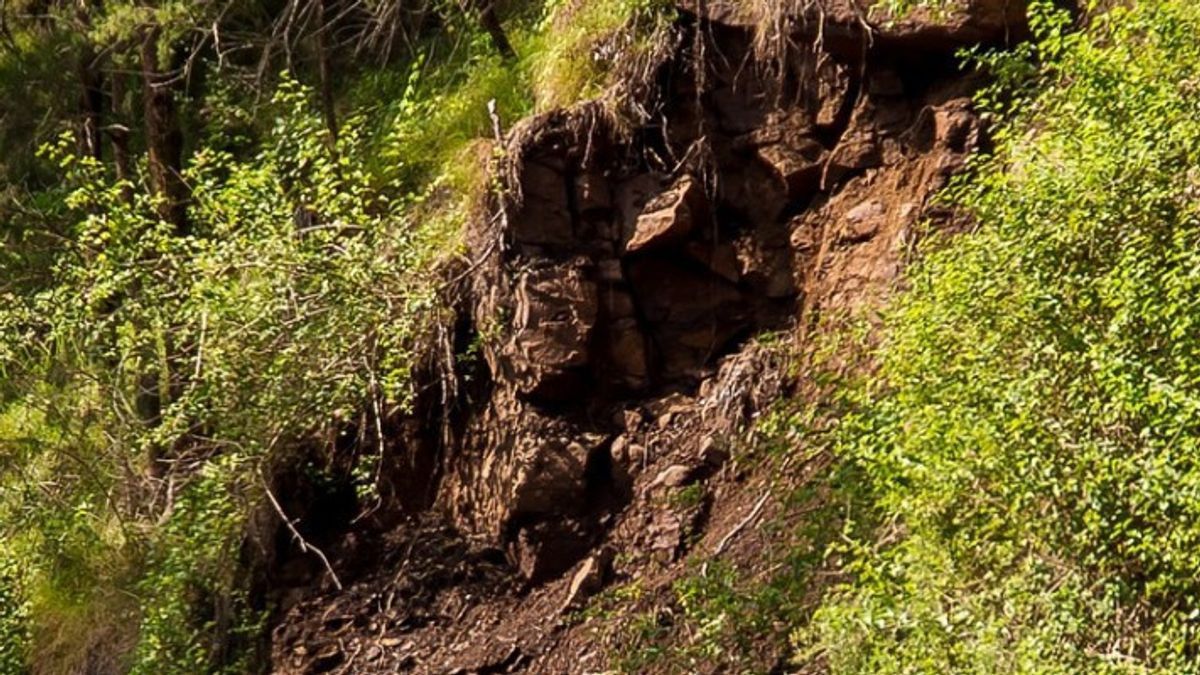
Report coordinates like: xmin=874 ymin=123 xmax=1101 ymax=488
xmin=0 ymin=559 xmax=28 ymax=675
xmin=0 ymin=0 xmax=676 ymax=669
xmin=0 ymin=79 xmax=450 ymax=671
xmin=802 ymin=1 xmax=1200 ymax=671
xmin=129 ymin=455 xmax=259 ymax=675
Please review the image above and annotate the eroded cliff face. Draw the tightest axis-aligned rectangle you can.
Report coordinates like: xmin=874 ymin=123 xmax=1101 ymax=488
xmin=271 ymin=1 xmax=1026 ymax=672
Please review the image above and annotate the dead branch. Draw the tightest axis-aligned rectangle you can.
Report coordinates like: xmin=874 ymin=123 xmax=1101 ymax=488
xmin=712 ymin=489 xmax=771 ymax=557
xmin=262 ymin=472 xmax=344 ymax=591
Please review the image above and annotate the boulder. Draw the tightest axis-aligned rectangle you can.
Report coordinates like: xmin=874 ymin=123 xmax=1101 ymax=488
xmin=561 ymin=548 xmax=613 ymax=611
xmin=934 ymin=98 xmax=980 ymax=153
xmin=718 ymin=156 xmax=791 ymax=227
xmin=826 ymin=129 xmax=882 ymax=182
xmin=839 ymin=199 xmax=886 ymax=243
xmin=648 ymin=511 xmax=683 ymax=562
xmin=625 ymin=175 xmax=709 ymax=254
xmin=510 ymin=437 xmax=592 ymax=515
xmin=696 ymin=436 xmax=729 ymax=468
xmin=652 ymin=464 xmax=694 ymax=490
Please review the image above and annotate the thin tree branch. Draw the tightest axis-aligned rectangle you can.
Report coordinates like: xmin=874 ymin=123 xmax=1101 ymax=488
xmin=261 ymin=471 xmax=344 ymax=591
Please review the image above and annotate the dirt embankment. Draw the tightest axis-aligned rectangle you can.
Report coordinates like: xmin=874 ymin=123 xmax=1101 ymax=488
xmin=267 ymin=1 xmax=1027 ymax=672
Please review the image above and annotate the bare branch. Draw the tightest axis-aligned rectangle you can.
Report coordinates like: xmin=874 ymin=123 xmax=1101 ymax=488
xmin=262 ymin=471 xmax=344 ymax=591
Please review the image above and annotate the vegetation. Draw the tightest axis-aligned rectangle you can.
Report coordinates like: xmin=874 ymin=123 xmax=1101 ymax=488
xmin=0 ymin=0 xmax=670 ymax=671
xmin=578 ymin=1 xmax=1200 ymax=673
xmin=7 ymin=0 xmax=1200 ymax=671
xmin=799 ymin=0 xmax=1200 ymax=671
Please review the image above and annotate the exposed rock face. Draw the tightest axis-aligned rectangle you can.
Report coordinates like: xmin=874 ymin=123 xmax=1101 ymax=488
xmin=419 ymin=0 xmax=1004 ymax=588
xmin=270 ymin=0 xmax=1023 ymax=671
xmin=505 ymin=261 xmax=597 ymax=400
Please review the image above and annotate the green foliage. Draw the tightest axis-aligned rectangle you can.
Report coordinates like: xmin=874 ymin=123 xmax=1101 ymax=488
xmin=526 ymin=0 xmax=674 ymax=111
xmin=130 ymin=456 xmax=259 ymax=675
xmin=667 ymin=483 xmax=706 ymax=510
xmin=801 ymin=1 xmax=1200 ymax=671
xmin=0 ymin=29 xmax=77 ymax=194
xmin=350 ymin=30 xmax=528 ymax=195
xmin=354 ymin=0 xmax=674 ymax=200
xmin=0 ymin=79 xmax=451 ymax=671
xmin=0 ymin=0 xmax=675 ymax=670
xmin=0 ymin=559 xmax=29 ymax=675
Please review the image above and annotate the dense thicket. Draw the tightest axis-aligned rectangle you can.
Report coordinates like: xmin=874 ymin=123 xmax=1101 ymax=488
xmin=0 ymin=0 xmax=666 ymax=671
xmin=802 ymin=0 xmax=1200 ymax=671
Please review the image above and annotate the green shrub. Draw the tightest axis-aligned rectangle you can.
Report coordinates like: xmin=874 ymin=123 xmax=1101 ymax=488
xmin=0 ymin=559 xmax=29 ymax=675
xmin=0 ymin=0 xmax=678 ymax=668
xmin=802 ymin=1 xmax=1200 ymax=671
xmin=0 ymin=79 xmax=450 ymax=671
xmin=129 ymin=455 xmax=259 ymax=675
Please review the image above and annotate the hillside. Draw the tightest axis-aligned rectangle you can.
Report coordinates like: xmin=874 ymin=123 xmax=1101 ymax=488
xmin=3 ymin=0 xmax=1200 ymax=673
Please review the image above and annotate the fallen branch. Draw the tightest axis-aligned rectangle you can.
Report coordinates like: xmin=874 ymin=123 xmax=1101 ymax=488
xmin=262 ymin=472 xmax=344 ymax=591
xmin=712 ymin=489 xmax=771 ymax=557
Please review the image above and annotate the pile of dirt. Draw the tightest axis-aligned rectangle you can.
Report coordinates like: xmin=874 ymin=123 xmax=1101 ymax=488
xmin=268 ymin=1 xmax=1027 ymax=672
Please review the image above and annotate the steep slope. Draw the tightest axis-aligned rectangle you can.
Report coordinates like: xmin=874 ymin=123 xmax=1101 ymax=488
xmin=267 ymin=1 xmax=1028 ymax=672
xmin=803 ymin=2 xmax=1200 ymax=671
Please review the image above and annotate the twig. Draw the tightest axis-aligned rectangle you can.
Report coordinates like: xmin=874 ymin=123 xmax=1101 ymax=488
xmin=262 ymin=472 xmax=344 ymax=591
xmin=335 ymin=641 xmax=362 ymax=675
xmin=193 ymin=310 xmax=207 ymax=380
xmin=712 ymin=489 xmax=771 ymax=557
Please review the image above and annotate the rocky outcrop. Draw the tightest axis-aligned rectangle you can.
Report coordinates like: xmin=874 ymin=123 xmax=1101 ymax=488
xmin=270 ymin=0 xmax=1022 ymax=671
xmin=426 ymin=0 xmax=998 ymax=588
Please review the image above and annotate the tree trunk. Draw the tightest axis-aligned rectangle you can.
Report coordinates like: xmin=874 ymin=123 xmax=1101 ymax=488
xmin=108 ymin=66 xmax=134 ymax=201
xmin=140 ymin=26 xmax=190 ymax=234
xmin=138 ymin=27 xmax=191 ymax=480
xmin=75 ymin=2 xmax=104 ymax=161
xmin=78 ymin=46 xmax=104 ymax=160
xmin=315 ymin=0 xmax=338 ymax=140
xmin=476 ymin=1 xmax=515 ymax=60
